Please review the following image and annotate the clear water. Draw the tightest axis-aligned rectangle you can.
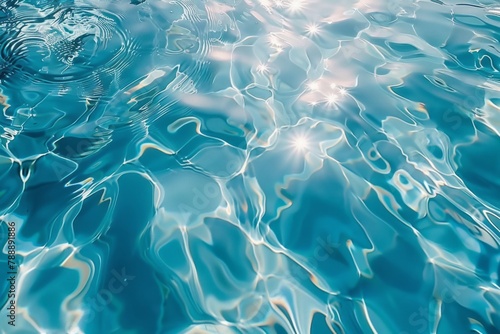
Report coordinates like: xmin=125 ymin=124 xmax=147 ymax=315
xmin=0 ymin=0 xmax=500 ymax=333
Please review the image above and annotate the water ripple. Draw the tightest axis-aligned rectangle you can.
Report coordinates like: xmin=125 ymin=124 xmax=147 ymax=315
xmin=1 ymin=0 xmax=500 ymax=333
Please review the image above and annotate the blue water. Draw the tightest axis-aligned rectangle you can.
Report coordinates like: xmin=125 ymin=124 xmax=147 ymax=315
xmin=0 ymin=0 xmax=500 ymax=333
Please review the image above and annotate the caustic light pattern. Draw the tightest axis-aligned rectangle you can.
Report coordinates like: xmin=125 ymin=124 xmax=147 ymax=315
xmin=1 ymin=0 xmax=500 ymax=333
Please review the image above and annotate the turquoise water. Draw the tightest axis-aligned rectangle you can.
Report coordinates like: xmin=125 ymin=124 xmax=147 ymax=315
xmin=1 ymin=0 xmax=500 ymax=333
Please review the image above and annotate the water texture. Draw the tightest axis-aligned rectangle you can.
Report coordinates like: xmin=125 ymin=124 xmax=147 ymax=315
xmin=0 ymin=0 xmax=500 ymax=333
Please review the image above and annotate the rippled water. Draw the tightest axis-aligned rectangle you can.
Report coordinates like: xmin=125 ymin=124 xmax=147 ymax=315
xmin=0 ymin=0 xmax=500 ymax=333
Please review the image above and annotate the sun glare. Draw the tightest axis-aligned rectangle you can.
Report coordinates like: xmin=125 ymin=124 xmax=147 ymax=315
xmin=288 ymin=0 xmax=304 ymax=13
xmin=326 ymin=94 xmax=338 ymax=106
xmin=293 ymin=135 xmax=309 ymax=151
xmin=306 ymin=24 xmax=320 ymax=36
xmin=257 ymin=63 xmax=269 ymax=73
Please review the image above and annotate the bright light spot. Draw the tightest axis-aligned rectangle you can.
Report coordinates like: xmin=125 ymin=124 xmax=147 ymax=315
xmin=288 ymin=0 xmax=304 ymax=12
xmin=306 ymin=23 xmax=320 ymax=36
xmin=293 ymin=135 xmax=309 ymax=151
xmin=330 ymin=83 xmax=337 ymax=89
xmin=308 ymin=81 xmax=319 ymax=90
xmin=275 ymin=0 xmax=284 ymax=7
xmin=269 ymin=35 xmax=281 ymax=46
xmin=257 ymin=64 xmax=268 ymax=73
xmin=338 ymin=87 xmax=347 ymax=96
xmin=326 ymin=94 xmax=338 ymax=106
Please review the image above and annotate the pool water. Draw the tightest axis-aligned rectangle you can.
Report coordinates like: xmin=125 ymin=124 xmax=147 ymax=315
xmin=1 ymin=0 xmax=500 ymax=333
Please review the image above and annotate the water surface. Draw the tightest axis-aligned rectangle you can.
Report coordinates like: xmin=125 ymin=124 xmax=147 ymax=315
xmin=1 ymin=0 xmax=500 ymax=333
